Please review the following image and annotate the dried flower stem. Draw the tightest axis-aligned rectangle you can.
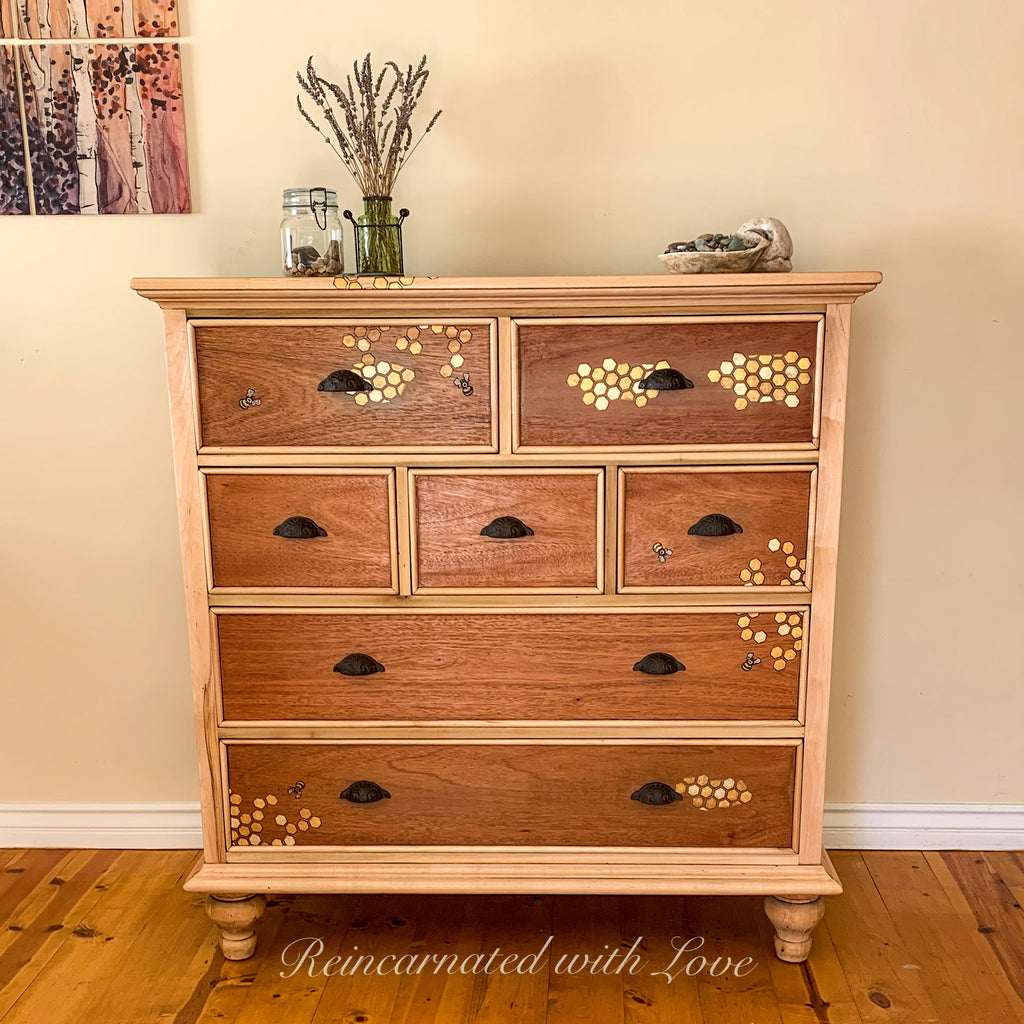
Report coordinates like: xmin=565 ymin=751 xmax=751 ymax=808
xmin=296 ymin=53 xmax=441 ymax=197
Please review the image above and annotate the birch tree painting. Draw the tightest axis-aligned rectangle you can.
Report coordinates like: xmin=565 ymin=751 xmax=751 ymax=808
xmin=1 ymin=46 xmax=31 ymax=215
xmin=1 ymin=0 xmax=190 ymax=215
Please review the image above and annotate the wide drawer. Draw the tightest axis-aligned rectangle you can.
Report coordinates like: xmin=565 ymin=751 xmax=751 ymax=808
xmin=514 ymin=317 xmax=821 ymax=449
xmin=193 ymin=320 xmax=497 ymax=450
xmin=204 ymin=471 xmax=397 ymax=592
xmin=410 ymin=470 xmax=604 ymax=593
xmin=215 ymin=609 xmax=806 ymax=723
xmin=224 ymin=741 xmax=798 ymax=849
xmin=619 ymin=467 xmax=815 ymax=591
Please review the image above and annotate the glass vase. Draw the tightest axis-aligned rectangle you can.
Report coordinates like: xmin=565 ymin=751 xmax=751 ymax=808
xmin=344 ymin=196 xmax=408 ymax=275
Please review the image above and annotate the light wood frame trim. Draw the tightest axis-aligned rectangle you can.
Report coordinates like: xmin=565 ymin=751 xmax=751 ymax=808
xmin=616 ymin=464 xmax=818 ymax=594
xmin=210 ymin=603 xmax=810 ymax=733
xmin=185 ymin=855 xmax=842 ymax=896
xmin=189 ymin=317 xmax=500 ymax=456
xmin=408 ymin=467 xmax=605 ymax=595
xmin=132 ymin=273 xmax=880 ymax=317
xmin=200 ymin=467 xmax=400 ymax=596
xmin=798 ymin=302 xmax=852 ymax=863
xmin=161 ymin=309 xmax=226 ymax=863
xmin=510 ymin=314 xmax=825 ymax=454
xmin=219 ymin=737 xmax=801 ymax=857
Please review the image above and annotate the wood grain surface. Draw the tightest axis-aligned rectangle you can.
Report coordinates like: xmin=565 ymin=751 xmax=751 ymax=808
xmin=194 ymin=323 xmax=495 ymax=449
xmin=205 ymin=472 xmax=395 ymax=590
xmin=412 ymin=471 xmax=602 ymax=591
xmin=516 ymin=319 xmax=819 ymax=448
xmin=216 ymin=610 xmax=804 ymax=722
xmin=6 ymin=846 xmax=1024 ymax=1024
xmin=224 ymin=742 xmax=797 ymax=849
xmin=620 ymin=468 xmax=813 ymax=590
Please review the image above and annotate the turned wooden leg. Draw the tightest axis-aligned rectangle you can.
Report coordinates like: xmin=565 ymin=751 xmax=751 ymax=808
xmin=206 ymin=893 xmax=267 ymax=960
xmin=764 ymin=895 xmax=825 ymax=963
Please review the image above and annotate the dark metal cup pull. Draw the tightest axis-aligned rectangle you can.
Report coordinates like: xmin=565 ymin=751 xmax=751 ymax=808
xmin=631 ymin=782 xmax=683 ymax=805
xmin=633 ymin=652 xmax=686 ymax=675
xmin=687 ymin=513 xmax=743 ymax=537
xmin=637 ymin=368 xmax=694 ymax=392
xmin=334 ymin=653 xmax=385 ymax=676
xmin=318 ymin=369 xmax=373 ymax=393
xmin=480 ymin=515 xmax=534 ymax=539
xmin=273 ymin=515 xmax=327 ymax=539
xmin=340 ymin=780 xmax=391 ymax=804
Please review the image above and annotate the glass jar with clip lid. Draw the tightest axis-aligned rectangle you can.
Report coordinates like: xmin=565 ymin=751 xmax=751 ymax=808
xmin=280 ymin=186 xmax=344 ymax=277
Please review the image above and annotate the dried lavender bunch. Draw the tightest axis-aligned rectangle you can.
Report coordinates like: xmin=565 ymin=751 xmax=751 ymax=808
xmin=296 ymin=53 xmax=442 ymax=197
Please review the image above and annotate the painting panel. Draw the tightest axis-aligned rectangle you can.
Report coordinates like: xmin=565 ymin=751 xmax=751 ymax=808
xmin=21 ymin=40 xmax=189 ymax=213
xmin=1 ymin=2 xmax=17 ymax=36
xmin=15 ymin=0 xmax=179 ymax=39
xmin=1 ymin=46 xmax=31 ymax=213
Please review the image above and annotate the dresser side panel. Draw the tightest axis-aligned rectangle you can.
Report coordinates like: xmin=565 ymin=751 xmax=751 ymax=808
xmin=163 ymin=310 xmax=225 ymax=862
xmin=798 ymin=302 xmax=852 ymax=863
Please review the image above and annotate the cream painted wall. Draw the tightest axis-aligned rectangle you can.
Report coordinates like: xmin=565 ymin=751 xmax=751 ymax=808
xmin=1 ymin=0 xmax=1021 ymax=805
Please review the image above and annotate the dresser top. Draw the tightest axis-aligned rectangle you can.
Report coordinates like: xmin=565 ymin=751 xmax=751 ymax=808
xmin=131 ymin=272 xmax=881 ymax=317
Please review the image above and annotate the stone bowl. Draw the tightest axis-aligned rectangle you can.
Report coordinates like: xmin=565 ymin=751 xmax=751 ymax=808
xmin=658 ymin=234 xmax=768 ymax=274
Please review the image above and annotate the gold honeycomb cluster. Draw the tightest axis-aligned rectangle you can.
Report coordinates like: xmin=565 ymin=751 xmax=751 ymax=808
xmin=336 ymin=324 xmax=476 ymax=404
xmin=708 ymin=351 xmax=812 ymax=411
xmin=738 ymin=611 xmax=804 ymax=670
xmin=674 ymin=774 xmax=752 ymax=810
xmin=567 ymin=358 xmax=671 ymax=410
xmin=229 ymin=791 xmax=323 ymax=847
xmin=335 ymin=275 xmax=417 ymax=290
xmin=351 ymin=354 xmax=415 ymax=405
xmin=399 ymin=324 xmax=473 ymax=381
xmin=739 ymin=538 xmax=806 ymax=586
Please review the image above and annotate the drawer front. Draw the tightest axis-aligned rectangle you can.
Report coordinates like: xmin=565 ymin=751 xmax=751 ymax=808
xmin=620 ymin=467 xmax=814 ymax=591
xmin=411 ymin=470 xmax=603 ymax=592
xmin=225 ymin=742 xmax=797 ymax=849
xmin=515 ymin=318 xmax=820 ymax=449
xmin=216 ymin=609 xmax=805 ymax=723
xmin=193 ymin=321 xmax=496 ymax=450
xmin=205 ymin=472 xmax=397 ymax=591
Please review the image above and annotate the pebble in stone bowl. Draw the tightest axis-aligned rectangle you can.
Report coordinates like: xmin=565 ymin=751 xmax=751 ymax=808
xmin=659 ymin=217 xmax=793 ymax=274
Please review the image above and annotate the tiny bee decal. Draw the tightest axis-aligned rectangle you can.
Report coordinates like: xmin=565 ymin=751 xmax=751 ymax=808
xmin=453 ymin=372 xmax=474 ymax=397
xmin=239 ymin=388 xmax=262 ymax=410
xmin=652 ymin=541 xmax=673 ymax=563
xmin=287 ymin=781 xmax=306 ymax=800
xmin=741 ymin=652 xmax=761 ymax=672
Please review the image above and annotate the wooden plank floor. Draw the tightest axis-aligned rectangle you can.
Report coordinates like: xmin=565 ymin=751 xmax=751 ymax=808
xmin=0 ymin=850 xmax=1022 ymax=1023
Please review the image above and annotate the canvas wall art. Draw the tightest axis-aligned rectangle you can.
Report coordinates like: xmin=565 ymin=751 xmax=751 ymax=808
xmin=0 ymin=0 xmax=190 ymax=214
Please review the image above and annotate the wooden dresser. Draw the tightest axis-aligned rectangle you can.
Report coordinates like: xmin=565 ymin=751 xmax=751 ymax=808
xmin=133 ymin=273 xmax=879 ymax=963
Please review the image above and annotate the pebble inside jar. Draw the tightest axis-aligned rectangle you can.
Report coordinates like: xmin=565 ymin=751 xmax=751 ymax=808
xmin=281 ymin=187 xmax=344 ymax=277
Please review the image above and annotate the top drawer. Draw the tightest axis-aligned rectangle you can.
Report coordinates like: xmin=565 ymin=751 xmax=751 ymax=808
xmin=514 ymin=317 xmax=822 ymax=450
xmin=192 ymin=320 xmax=497 ymax=451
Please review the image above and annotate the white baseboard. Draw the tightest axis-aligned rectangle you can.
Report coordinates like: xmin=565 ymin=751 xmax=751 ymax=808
xmin=1 ymin=802 xmax=1022 ymax=851
xmin=0 ymin=804 xmax=203 ymax=849
xmin=822 ymin=803 xmax=1024 ymax=850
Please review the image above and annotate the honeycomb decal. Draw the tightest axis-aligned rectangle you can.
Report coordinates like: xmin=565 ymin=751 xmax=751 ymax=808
xmin=708 ymin=351 xmax=812 ymax=411
xmin=566 ymin=358 xmax=672 ymax=410
xmin=739 ymin=538 xmax=807 ymax=587
xmin=349 ymin=355 xmax=415 ymax=406
xmin=334 ymin=275 xmax=417 ymax=290
xmin=737 ymin=611 xmax=804 ymax=671
xmin=228 ymin=790 xmax=323 ymax=847
xmin=674 ymin=774 xmax=752 ymax=811
xmin=330 ymin=324 xmax=478 ymax=406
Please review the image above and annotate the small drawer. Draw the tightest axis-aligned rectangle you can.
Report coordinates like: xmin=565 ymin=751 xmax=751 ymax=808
xmin=224 ymin=741 xmax=797 ymax=849
xmin=204 ymin=471 xmax=397 ymax=592
xmin=514 ymin=317 xmax=821 ymax=450
xmin=215 ymin=608 xmax=806 ymax=723
xmin=410 ymin=470 xmax=603 ymax=593
xmin=193 ymin=320 xmax=497 ymax=451
xmin=619 ymin=467 xmax=815 ymax=591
